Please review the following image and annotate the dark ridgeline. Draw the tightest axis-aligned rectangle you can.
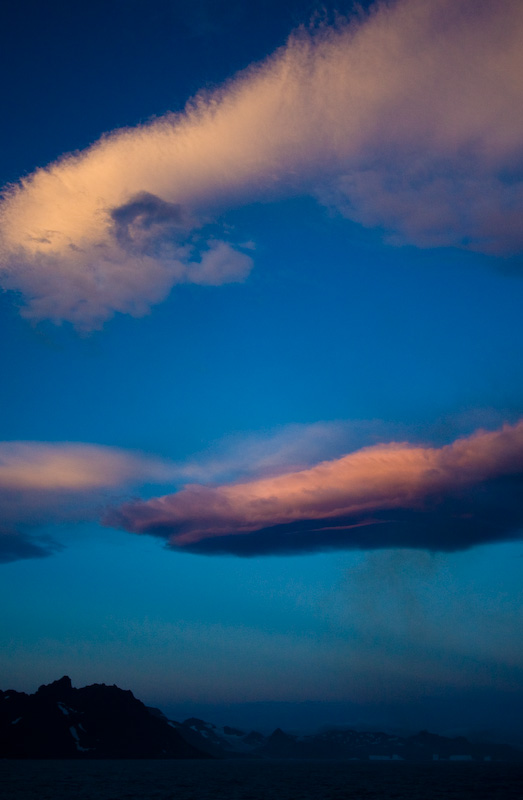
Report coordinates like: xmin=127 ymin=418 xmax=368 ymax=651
xmin=254 ymin=727 xmax=523 ymax=762
xmin=0 ymin=677 xmax=206 ymax=759
xmin=1 ymin=677 xmax=522 ymax=761
xmin=166 ymin=720 xmax=523 ymax=763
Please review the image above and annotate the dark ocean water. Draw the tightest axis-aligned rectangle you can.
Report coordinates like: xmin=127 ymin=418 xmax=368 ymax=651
xmin=1 ymin=759 xmax=522 ymax=800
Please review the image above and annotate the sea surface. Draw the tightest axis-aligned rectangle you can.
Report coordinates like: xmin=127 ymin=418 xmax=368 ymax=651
xmin=1 ymin=759 xmax=522 ymax=799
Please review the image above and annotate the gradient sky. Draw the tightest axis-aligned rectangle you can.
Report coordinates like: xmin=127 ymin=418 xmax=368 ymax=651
xmin=1 ymin=0 xmax=523 ymax=740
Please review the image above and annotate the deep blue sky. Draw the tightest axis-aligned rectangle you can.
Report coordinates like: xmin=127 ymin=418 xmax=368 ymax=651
xmin=1 ymin=0 xmax=523 ymax=740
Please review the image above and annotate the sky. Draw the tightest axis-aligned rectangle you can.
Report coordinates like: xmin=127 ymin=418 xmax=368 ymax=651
xmin=1 ymin=0 xmax=523 ymax=741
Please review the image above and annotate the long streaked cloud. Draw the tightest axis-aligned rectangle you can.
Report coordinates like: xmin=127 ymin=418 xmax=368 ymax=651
xmin=0 ymin=441 xmax=176 ymax=491
xmin=1 ymin=0 xmax=522 ymax=327
xmin=1 ymin=427 xmax=355 ymax=563
xmin=171 ymin=419 xmax=406 ymax=484
xmin=0 ymin=441 xmax=174 ymax=563
xmin=108 ymin=420 xmax=523 ymax=556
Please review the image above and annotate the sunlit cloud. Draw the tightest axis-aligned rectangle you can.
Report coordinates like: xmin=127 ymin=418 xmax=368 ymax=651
xmin=172 ymin=419 xmax=402 ymax=484
xmin=0 ymin=441 xmax=174 ymax=491
xmin=0 ymin=441 xmax=175 ymax=563
xmin=1 ymin=0 xmax=522 ymax=327
xmin=108 ymin=420 xmax=523 ymax=556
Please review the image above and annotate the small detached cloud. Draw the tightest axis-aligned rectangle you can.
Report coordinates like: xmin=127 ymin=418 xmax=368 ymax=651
xmin=1 ymin=0 xmax=522 ymax=327
xmin=0 ymin=529 xmax=63 ymax=565
xmin=108 ymin=420 xmax=523 ymax=556
xmin=0 ymin=441 xmax=175 ymax=563
xmin=0 ymin=441 xmax=174 ymax=491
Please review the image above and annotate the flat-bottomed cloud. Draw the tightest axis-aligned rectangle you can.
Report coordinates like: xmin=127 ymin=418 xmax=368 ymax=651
xmin=108 ymin=420 xmax=523 ymax=555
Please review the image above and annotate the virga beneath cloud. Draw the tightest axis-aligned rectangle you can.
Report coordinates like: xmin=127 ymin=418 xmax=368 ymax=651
xmin=1 ymin=0 xmax=522 ymax=328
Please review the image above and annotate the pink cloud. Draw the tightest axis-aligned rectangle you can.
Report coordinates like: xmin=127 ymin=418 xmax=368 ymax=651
xmin=1 ymin=0 xmax=522 ymax=327
xmin=0 ymin=441 xmax=176 ymax=563
xmin=0 ymin=441 xmax=170 ymax=491
xmin=109 ymin=420 xmax=523 ymax=555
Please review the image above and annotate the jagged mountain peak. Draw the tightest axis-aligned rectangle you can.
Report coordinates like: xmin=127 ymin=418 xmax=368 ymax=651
xmin=2 ymin=679 xmax=522 ymax=762
xmin=36 ymin=676 xmax=73 ymax=696
xmin=0 ymin=679 xmax=208 ymax=760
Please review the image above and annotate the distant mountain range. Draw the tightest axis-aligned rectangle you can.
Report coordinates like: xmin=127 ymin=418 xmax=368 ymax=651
xmin=1 ymin=677 xmax=521 ymax=761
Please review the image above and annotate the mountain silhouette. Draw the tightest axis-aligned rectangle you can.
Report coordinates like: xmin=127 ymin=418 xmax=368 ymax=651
xmin=2 ymin=678 xmax=521 ymax=761
xmin=0 ymin=677 xmax=207 ymax=758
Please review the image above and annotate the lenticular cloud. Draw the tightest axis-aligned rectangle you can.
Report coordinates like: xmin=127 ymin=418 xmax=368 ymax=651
xmin=1 ymin=0 xmax=523 ymax=327
xmin=0 ymin=441 xmax=176 ymax=564
xmin=108 ymin=421 xmax=523 ymax=556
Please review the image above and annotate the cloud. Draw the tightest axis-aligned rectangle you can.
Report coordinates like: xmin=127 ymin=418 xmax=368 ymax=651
xmin=171 ymin=419 xmax=401 ymax=484
xmin=0 ymin=441 xmax=176 ymax=563
xmin=110 ymin=191 xmax=186 ymax=251
xmin=0 ymin=441 xmax=175 ymax=491
xmin=0 ymin=529 xmax=63 ymax=565
xmin=108 ymin=420 xmax=523 ymax=556
xmin=1 ymin=0 xmax=522 ymax=327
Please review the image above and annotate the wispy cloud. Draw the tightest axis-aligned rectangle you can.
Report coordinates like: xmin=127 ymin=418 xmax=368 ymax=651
xmin=0 ymin=441 xmax=174 ymax=563
xmin=0 ymin=441 xmax=174 ymax=491
xmin=108 ymin=420 xmax=523 ymax=556
xmin=0 ymin=530 xmax=63 ymax=565
xmin=1 ymin=0 xmax=522 ymax=327
xmin=171 ymin=419 xmax=402 ymax=484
